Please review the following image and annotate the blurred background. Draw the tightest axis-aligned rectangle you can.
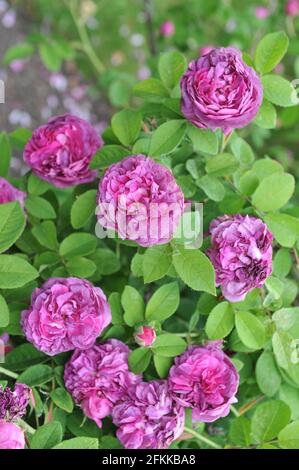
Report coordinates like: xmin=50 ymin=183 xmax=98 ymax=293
xmin=0 ymin=0 xmax=299 ymax=181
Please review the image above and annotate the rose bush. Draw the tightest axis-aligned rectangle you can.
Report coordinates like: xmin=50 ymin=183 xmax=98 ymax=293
xmin=0 ymin=18 xmax=299 ymax=451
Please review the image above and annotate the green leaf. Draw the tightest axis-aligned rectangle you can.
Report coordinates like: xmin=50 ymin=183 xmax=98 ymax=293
xmin=0 ymin=294 xmax=9 ymax=328
xmin=153 ymin=354 xmax=173 ymax=379
xmin=205 ymin=153 xmax=239 ymax=177
xmin=39 ymin=42 xmax=61 ymax=72
xmin=67 ymin=410 xmax=100 ymax=438
xmin=111 ymin=109 xmax=142 ymax=147
xmin=4 ymin=343 xmax=47 ymax=371
xmin=0 ymin=255 xmax=38 ymax=289
xmin=188 ymin=126 xmax=218 ymax=155
xmin=53 ymin=437 xmax=99 ymax=449
xmin=252 ymin=173 xmax=295 ymax=211
xmin=50 ymin=388 xmax=74 ymax=413
xmin=262 ymin=75 xmax=296 ymax=107
xmin=133 ymin=78 xmax=169 ymax=101
xmin=197 ymin=175 xmax=225 ymax=202
xmin=3 ymin=42 xmax=34 ymax=65
xmin=151 ymin=333 xmax=186 ymax=357
xmin=278 ymin=421 xmax=299 ymax=448
xmin=238 ymin=171 xmax=259 ymax=196
xmin=251 ymin=400 xmax=291 ymax=444
xmin=90 ymin=145 xmax=128 ymax=169
xmin=158 ymin=51 xmax=187 ymax=89
xmin=254 ymin=99 xmax=277 ymax=129
xmin=149 ymin=120 xmax=186 ymax=157
xmin=32 ymin=221 xmax=58 ymax=251
xmin=273 ymin=249 xmax=292 ymax=278
xmin=255 ymin=351 xmax=281 ymax=397
xmin=143 ymin=244 xmax=172 ymax=283
xmin=254 ymin=31 xmax=289 ymax=74
xmin=129 ymin=347 xmax=152 ymax=374
xmin=235 ymin=311 xmax=266 ymax=350
xmin=25 ymin=195 xmax=56 ymax=219
xmin=71 ymin=190 xmax=97 ymax=229
xmin=27 ymin=173 xmax=51 ymax=196
xmin=205 ymin=301 xmax=234 ymax=340
xmin=279 ymin=384 xmax=299 ymax=420
xmin=66 ymin=257 xmax=96 ymax=278
xmin=59 ymin=233 xmax=97 ymax=258
xmin=30 ymin=422 xmax=63 ymax=449
xmin=229 ymin=416 xmax=251 ymax=447
xmin=252 ymin=158 xmax=283 ymax=181
xmin=145 ymin=282 xmax=180 ymax=322
xmin=108 ymin=292 xmax=123 ymax=325
xmin=0 ymin=202 xmax=26 ymax=253
xmin=91 ymin=248 xmax=120 ymax=275
xmin=18 ymin=364 xmax=54 ymax=386
xmin=230 ymin=137 xmax=255 ymax=167
xmin=264 ymin=213 xmax=299 ymax=248
xmin=172 ymin=246 xmax=216 ymax=295
xmin=121 ymin=285 xmax=144 ymax=327
xmin=0 ymin=132 xmax=12 ymax=177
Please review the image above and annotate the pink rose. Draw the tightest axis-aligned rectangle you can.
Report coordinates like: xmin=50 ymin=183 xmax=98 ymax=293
xmin=207 ymin=215 xmax=273 ymax=302
xmin=255 ymin=6 xmax=270 ymax=19
xmin=64 ymin=339 xmax=140 ymax=427
xmin=112 ymin=380 xmax=185 ymax=449
xmin=180 ymin=47 xmax=263 ymax=134
xmin=97 ymin=155 xmax=184 ymax=247
xmin=0 ymin=177 xmax=26 ymax=208
xmin=24 ymin=114 xmax=102 ymax=188
xmin=0 ymin=421 xmax=25 ymax=449
xmin=168 ymin=342 xmax=239 ymax=423
xmin=21 ymin=277 xmax=111 ymax=356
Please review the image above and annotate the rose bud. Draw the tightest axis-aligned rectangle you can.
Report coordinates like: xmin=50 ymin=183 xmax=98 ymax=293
xmin=134 ymin=325 xmax=156 ymax=347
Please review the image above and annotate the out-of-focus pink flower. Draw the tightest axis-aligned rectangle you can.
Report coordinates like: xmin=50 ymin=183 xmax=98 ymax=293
xmin=180 ymin=47 xmax=263 ymax=134
xmin=168 ymin=341 xmax=239 ymax=423
xmin=2 ymin=9 xmax=16 ymax=28
xmin=49 ymin=73 xmax=68 ymax=92
xmin=285 ymin=0 xmax=299 ymax=16
xmin=207 ymin=215 xmax=273 ymax=302
xmin=112 ymin=380 xmax=185 ymax=449
xmin=64 ymin=339 xmax=140 ymax=427
xmin=24 ymin=114 xmax=102 ymax=188
xmin=97 ymin=155 xmax=184 ymax=247
xmin=0 ymin=177 xmax=26 ymax=209
xmin=21 ymin=278 xmax=111 ymax=356
xmin=274 ymin=63 xmax=285 ymax=74
xmin=255 ymin=6 xmax=270 ymax=19
xmin=0 ymin=421 xmax=25 ymax=449
xmin=134 ymin=325 xmax=156 ymax=347
xmin=9 ymin=59 xmax=27 ymax=73
xmin=137 ymin=65 xmax=151 ymax=80
xmin=160 ymin=21 xmax=175 ymax=37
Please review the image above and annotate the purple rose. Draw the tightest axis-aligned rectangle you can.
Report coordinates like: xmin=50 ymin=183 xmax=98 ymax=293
xmin=180 ymin=47 xmax=263 ymax=134
xmin=207 ymin=215 xmax=273 ymax=302
xmin=168 ymin=342 xmax=239 ymax=423
xmin=64 ymin=339 xmax=140 ymax=427
xmin=0 ymin=421 xmax=25 ymax=449
xmin=0 ymin=177 xmax=26 ymax=208
xmin=0 ymin=383 xmax=31 ymax=421
xmin=21 ymin=277 xmax=111 ymax=356
xmin=112 ymin=380 xmax=185 ymax=449
xmin=24 ymin=114 xmax=102 ymax=188
xmin=97 ymin=155 xmax=184 ymax=247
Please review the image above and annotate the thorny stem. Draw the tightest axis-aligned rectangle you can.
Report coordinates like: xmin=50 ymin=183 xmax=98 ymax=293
xmin=184 ymin=426 xmax=222 ymax=449
xmin=143 ymin=0 xmax=157 ymax=56
xmin=238 ymin=395 xmax=265 ymax=415
xmin=19 ymin=419 xmax=36 ymax=435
